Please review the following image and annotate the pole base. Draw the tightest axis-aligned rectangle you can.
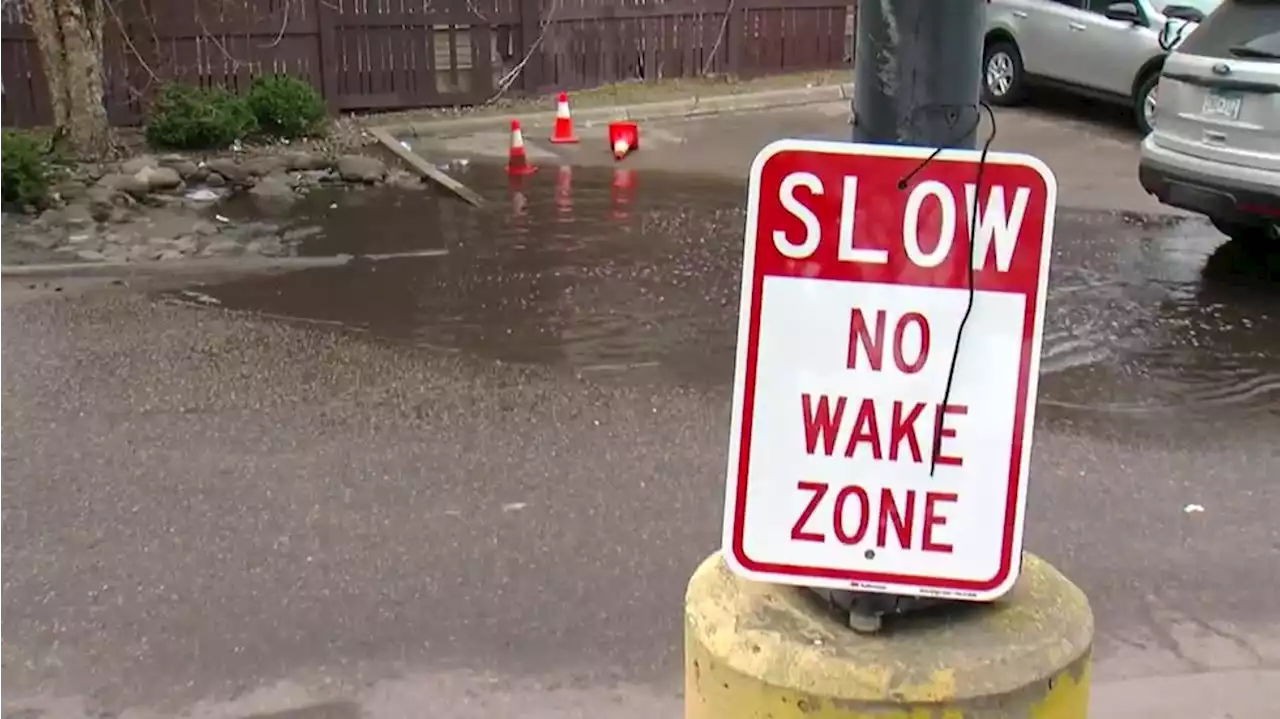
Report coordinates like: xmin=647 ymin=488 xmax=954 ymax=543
xmin=685 ymin=552 xmax=1093 ymax=718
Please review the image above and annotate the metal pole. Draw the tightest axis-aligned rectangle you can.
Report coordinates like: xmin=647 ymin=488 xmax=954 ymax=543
xmin=823 ymin=0 xmax=988 ymax=633
xmin=852 ymin=0 xmax=986 ymax=149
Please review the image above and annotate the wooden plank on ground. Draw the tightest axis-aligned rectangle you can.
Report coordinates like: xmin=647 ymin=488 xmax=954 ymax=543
xmin=368 ymin=127 xmax=486 ymax=208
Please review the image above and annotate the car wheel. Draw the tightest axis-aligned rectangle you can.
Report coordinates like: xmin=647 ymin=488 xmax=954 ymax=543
xmin=1133 ymin=71 xmax=1160 ymax=135
xmin=1210 ymin=217 xmax=1277 ymax=247
xmin=982 ymin=40 xmax=1026 ymax=106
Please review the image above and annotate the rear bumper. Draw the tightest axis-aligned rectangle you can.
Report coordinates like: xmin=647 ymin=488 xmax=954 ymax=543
xmin=1138 ymin=135 xmax=1280 ymax=223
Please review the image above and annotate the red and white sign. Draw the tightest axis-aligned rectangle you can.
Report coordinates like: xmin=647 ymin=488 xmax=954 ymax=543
xmin=722 ymin=139 xmax=1057 ymax=601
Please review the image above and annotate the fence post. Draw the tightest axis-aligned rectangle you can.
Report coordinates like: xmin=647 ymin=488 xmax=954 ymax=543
xmin=517 ymin=0 xmax=543 ymax=94
xmin=103 ymin=0 xmax=154 ymax=125
xmin=725 ymin=0 xmax=744 ymax=78
xmin=316 ymin=0 xmax=341 ymax=112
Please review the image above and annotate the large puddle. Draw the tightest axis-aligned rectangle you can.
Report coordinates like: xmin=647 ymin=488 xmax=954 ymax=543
xmin=173 ymin=164 xmax=1280 ymax=413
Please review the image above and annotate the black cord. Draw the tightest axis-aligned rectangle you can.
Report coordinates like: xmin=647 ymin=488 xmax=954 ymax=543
xmin=892 ymin=102 xmax=999 ymax=477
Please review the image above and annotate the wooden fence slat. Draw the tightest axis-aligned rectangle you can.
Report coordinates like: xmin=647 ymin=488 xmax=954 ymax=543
xmin=0 ymin=0 xmax=852 ymax=128
xmin=318 ymin=0 xmax=341 ymax=111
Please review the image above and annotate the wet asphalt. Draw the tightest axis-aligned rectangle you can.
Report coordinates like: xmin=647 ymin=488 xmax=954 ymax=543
xmin=4 ymin=109 xmax=1280 ymax=718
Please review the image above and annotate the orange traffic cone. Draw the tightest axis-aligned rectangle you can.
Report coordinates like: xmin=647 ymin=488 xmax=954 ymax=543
xmin=550 ymin=91 xmax=579 ymax=144
xmin=506 ymin=119 xmax=537 ymax=176
xmin=608 ymin=121 xmax=638 ymax=160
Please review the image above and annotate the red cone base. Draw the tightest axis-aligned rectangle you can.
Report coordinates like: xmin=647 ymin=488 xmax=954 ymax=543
xmin=507 ymin=119 xmax=537 ymax=176
xmin=550 ymin=92 xmax=579 ymax=144
xmin=608 ymin=121 xmax=639 ymax=160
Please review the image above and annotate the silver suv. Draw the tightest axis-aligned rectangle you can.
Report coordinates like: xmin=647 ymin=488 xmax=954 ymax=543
xmin=983 ymin=0 xmax=1217 ymax=134
xmin=1139 ymin=0 xmax=1280 ymax=244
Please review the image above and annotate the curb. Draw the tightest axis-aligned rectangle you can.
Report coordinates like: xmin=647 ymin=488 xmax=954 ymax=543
xmin=1 ymin=254 xmax=355 ymax=279
xmin=383 ymin=83 xmax=854 ymax=138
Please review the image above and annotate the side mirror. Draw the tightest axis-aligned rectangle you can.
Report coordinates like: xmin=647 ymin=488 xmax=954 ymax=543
xmin=1159 ymin=19 xmax=1190 ymax=51
xmin=1105 ymin=2 xmax=1142 ymax=23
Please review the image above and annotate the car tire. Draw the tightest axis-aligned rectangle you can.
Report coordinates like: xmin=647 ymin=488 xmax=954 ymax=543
xmin=1133 ymin=71 xmax=1160 ymax=135
xmin=982 ymin=40 xmax=1026 ymax=106
xmin=1211 ymin=217 xmax=1276 ymax=247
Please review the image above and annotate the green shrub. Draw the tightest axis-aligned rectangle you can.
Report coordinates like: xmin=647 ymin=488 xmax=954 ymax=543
xmin=146 ymin=83 xmax=257 ymax=150
xmin=2 ymin=130 xmax=51 ymax=208
xmin=246 ymin=73 xmax=326 ymax=139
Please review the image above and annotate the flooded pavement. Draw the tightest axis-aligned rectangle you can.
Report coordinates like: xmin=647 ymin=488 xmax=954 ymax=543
xmin=6 ymin=157 xmax=1280 ymax=719
xmin=180 ymin=165 xmax=748 ymax=379
xmin=178 ymin=164 xmax=1280 ymax=416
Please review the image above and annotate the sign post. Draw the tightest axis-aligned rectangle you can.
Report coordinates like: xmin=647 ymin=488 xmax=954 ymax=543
xmin=722 ymin=139 xmax=1056 ymax=602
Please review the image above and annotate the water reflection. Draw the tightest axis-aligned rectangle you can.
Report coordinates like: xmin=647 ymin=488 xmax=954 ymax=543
xmin=176 ymin=165 xmax=1280 ymax=412
xmin=189 ymin=165 xmax=745 ymax=373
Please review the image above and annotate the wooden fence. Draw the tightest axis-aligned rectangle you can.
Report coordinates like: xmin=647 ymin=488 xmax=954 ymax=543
xmin=1 ymin=0 xmax=851 ymax=128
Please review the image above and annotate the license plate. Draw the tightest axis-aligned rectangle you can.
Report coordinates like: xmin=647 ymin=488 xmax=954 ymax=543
xmin=1202 ymin=90 xmax=1242 ymax=120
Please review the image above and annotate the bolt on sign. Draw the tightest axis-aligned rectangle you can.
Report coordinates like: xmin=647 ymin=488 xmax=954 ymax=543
xmin=722 ymin=139 xmax=1057 ymax=601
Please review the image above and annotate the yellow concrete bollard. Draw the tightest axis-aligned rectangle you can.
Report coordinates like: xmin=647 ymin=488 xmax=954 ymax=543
xmin=685 ymin=552 xmax=1093 ymax=718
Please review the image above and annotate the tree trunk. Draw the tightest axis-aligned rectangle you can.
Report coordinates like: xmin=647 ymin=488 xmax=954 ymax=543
xmin=27 ymin=0 xmax=110 ymax=158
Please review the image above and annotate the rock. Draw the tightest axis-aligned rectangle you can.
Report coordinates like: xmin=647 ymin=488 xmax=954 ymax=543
xmin=98 ymin=231 xmax=127 ymax=246
xmin=249 ymin=172 xmax=298 ymax=205
xmin=86 ymin=187 xmax=119 ymax=221
xmin=101 ymin=244 xmax=132 ymax=262
xmin=206 ymin=159 xmax=248 ymax=184
xmin=67 ymin=203 xmax=96 ymax=225
xmin=184 ymin=188 xmax=222 ymax=203
xmin=386 ymin=170 xmax=422 ymax=190
xmin=120 ymin=155 xmax=158 ymax=175
xmin=295 ymin=169 xmax=331 ymax=188
xmin=108 ymin=208 xmax=134 ymax=224
xmin=283 ymin=151 xmax=330 ymax=172
xmin=172 ymin=236 xmax=199 ymax=253
xmin=97 ymin=172 xmax=150 ymax=199
xmin=128 ymin=245 xmax=155 ymax=262
xmin=256 ymin=237 xmax=287 ymax=257
xmin=159 ymin=156 xmax=200 ymax=179
xmin=205 ymin=172 xmax=227 ymax=188
xmin=186 ymin=166 xmax=209 ymax=183
xmin=38 ymin=204 xmax=95 ymax=231
xmin=76 ymin=249 xmax=108 ymax=262
xmin=281 ymin=225 xmax=323 ymax=243
xmin=156 ymin=249 xmax=185 ymax=261
xmin=19 ymin=231 xmax=62 ymax=250
xmin=74 ymin=163 xmax=108 ymax=183
xmin=337 ymin=154 xmax=386 ymax=183
xmin=193 ymin=220 xmax=220 ymax=236
xmin=134 ymin=165 xmax=183 ymax=191
xmin=52 ymin=179 xmax=89 ymax=202
xmin=200 ymin=238 xmax=242 ymax=257
xmin=242 ymin=155 xmax=285 ymax=177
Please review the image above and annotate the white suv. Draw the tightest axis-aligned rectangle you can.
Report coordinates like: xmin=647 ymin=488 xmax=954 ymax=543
xmin=1139 ymin=0 xmax=1280 ymax=244
xmin=983 ymin=0 xmax=1216 ymax=134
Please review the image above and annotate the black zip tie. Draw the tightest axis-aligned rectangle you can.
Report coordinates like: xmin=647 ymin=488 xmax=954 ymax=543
xmin=891 ymin=102 xmax=999 ymax=477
